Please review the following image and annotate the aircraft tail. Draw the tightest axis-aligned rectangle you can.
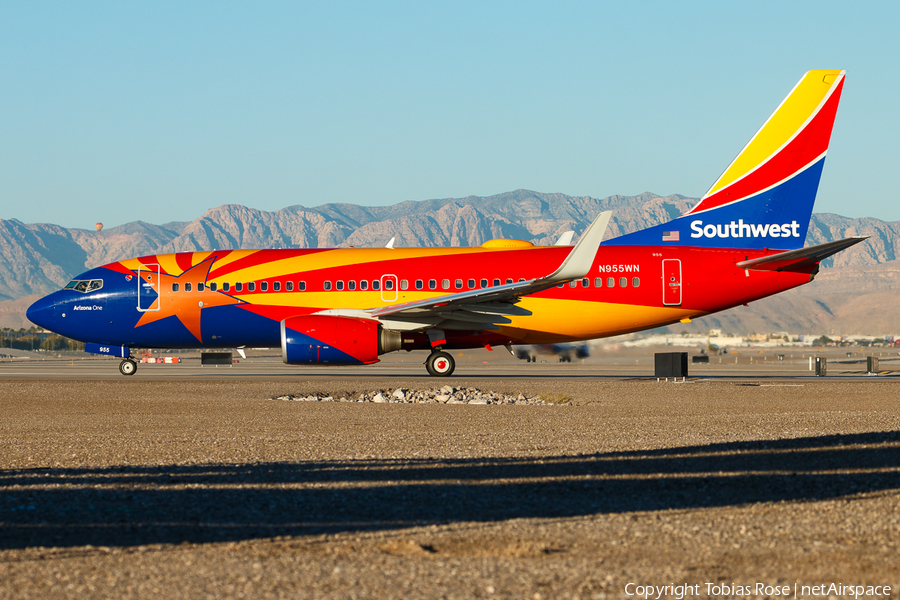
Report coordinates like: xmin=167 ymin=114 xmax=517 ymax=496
xmin=608 ymin=70 xmax=845 ymax=250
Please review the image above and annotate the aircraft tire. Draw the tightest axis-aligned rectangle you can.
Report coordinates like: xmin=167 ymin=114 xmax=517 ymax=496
xmin=119 ymin=359 xmax=137 ymax=376
xmin=426 ymin=351 xmax=455 ymax=377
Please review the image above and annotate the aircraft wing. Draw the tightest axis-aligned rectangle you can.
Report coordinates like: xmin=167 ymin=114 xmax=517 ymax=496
xmin=735 ymin=237 xmax=867 ymax=273
xmin=368 ymin=211 xmax=612 ymax=329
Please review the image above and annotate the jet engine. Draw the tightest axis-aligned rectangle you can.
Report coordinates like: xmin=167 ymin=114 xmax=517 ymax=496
xmin=280 ymin=315 xmax=401 ymax=365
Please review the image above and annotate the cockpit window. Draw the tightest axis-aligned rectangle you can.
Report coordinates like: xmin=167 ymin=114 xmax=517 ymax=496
xmin=64 ymin=279 xmax=103 ymax=293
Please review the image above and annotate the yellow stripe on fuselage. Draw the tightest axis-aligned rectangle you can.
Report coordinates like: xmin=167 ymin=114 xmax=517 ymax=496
xmin=228 ymin=290 xmax=694 ymax=344
xmin=496 ymin=297 xmax=695 ymax=342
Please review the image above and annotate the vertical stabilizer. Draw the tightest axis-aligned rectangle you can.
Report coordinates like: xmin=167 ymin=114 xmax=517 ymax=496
xmin=608 ymin=70 xmax=845 ymax=249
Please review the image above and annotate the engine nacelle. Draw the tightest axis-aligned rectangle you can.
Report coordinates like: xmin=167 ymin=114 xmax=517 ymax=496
xmin=281 ymin=315 xmax=401 ymax=365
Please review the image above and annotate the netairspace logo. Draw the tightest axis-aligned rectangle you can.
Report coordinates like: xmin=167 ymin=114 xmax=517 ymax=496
xmin=624 ymin=582 xmax=892 ymax=599
xmin=690 ymin=219 xmax=801 ymax=239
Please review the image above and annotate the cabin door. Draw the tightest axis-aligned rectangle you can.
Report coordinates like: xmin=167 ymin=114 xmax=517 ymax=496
xmin=662 ymin=259 xmax=682 ymax=306
xmin=380 ymin=274 xmax=399 ymax=302
xmin=137 ymin=264 xmax=161 ymax=312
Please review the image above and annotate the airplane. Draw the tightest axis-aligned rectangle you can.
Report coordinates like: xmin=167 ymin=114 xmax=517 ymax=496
xmin=27 ymin=69 xmax=864 ymax=377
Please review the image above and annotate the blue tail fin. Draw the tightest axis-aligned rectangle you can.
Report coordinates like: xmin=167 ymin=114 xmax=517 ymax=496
xmin=607 ymin=70 xmax=845 ymax=250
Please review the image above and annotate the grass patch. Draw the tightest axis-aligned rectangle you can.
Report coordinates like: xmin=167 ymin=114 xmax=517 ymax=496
xmin=540 ymin=393 xmax=573 ymax=405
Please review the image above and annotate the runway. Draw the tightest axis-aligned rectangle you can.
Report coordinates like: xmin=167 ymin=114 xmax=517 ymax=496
xmin=1 ymin=350 xmax=899 ymax=599
xmin=1 ymin=345 xmax=897 ymax=382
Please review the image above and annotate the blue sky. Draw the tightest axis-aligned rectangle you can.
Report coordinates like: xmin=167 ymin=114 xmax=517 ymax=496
xmin=2 ymin=1 xmax=898 ymax=229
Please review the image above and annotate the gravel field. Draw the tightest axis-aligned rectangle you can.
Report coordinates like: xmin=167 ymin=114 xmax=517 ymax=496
xmin=1 ymin=377 xmax=899 ymax=599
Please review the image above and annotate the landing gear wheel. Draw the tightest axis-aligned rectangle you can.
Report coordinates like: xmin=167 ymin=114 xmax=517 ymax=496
xmin=119 ymin=359 xmax=137 ymax=376
xmin=425 ymin=351 xmax=455 ymax=377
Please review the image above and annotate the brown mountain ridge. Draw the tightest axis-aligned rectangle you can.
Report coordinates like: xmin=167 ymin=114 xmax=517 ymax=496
xmin=1 ymin=190 xmax=897 ymax=334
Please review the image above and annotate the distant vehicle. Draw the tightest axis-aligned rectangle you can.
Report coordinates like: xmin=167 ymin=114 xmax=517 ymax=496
xmin=28 ymin=70 xmax=864 ymax=377
xmin=515 ymin=344 xmax=590 ymax=363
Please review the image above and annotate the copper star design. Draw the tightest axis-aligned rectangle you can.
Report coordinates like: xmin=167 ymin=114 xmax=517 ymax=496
xmin=134 ymin=257 xmax=241 ymax=343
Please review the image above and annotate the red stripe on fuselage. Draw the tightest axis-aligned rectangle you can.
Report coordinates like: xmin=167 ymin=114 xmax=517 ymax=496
xmin=208 ymin=248 xmax=330 ymax=280
xmin=205 ymin=244 xmax=811 ymax=316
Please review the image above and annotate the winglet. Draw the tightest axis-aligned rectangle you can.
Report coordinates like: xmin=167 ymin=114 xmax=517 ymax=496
xmin=385 ymin=237 xmax=396 ymax=249
xmin=369 ymin=211 xmax=612 ymax=321
xmin=547 ymin=211 xmax=611 ymax=281
xmin=554 ymin=231 xmax=575 ymax=246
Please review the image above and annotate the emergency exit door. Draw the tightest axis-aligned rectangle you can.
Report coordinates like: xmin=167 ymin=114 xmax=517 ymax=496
xmin=662 ymin=259 xmax=682 ymax=306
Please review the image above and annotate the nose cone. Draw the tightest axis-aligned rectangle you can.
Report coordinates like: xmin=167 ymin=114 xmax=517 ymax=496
xmin=26 ymin=294 xmax=59 ymax=331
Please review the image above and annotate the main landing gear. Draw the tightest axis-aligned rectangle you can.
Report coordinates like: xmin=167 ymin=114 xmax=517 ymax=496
xmin=425 ymin=350 xmax=455 ymax=377
xmin=119 ymin=359 xmax=137 ymax=376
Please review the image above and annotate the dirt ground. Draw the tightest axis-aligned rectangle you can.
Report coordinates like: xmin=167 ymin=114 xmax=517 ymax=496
xmin=1 ymin=377 xmax=899 ymax=599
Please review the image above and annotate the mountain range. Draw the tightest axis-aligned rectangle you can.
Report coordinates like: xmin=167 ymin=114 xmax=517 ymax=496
xmin=1 ymin=190 xmax=898 ymax=334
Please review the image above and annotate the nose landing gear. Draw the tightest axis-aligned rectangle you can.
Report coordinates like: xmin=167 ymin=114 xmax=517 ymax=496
xmin=119 ymin=359 xmax=137 ymax=376
xmin=425 ymin=351 xmax=455 ymax=377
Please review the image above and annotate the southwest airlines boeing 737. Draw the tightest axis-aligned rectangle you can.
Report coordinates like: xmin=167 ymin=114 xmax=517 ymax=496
xmin=27 ymin=70 xmax=863 ymax=377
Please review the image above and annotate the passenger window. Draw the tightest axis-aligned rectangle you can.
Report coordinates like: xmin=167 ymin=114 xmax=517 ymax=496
xmin=415 ymin=280 xmax=423 ymax=290
xmin=223 ymin=282 xmax=230 ymax=292
xmin=632 ymin=277 xmax=640 ymax=287
xmin=172 ymin=283 xmax=179 ymax=292
xmin=582 ymin=278 xmax=589 ymax=287
xmin=372 ymin=280 xmax=380 ymax=291
xmin=400 ymin=279 xmax=408 ymax=290
xmin=336 ymin=281 xmax=344 ymax=291
xmin=384 ymin=279 xmax=394 ymax=291
xmin=493 ymin=278 xmax=500 ymax=287
xmin=455 ymin=279 xmax=463 ymax=289
xmin=518 ymin=278 xmax=525 ymax=282
xmin=594 ymin=277 xmax=602 ymax=288
xmin=506 ymin=278 xmax=513 ymax=285
xmin=324 ymin=281 xmax=332 ymax=291
xmin=480 ymin=279 xmax=488 ymax=288
xmin=557 ymin=283 xmax=565 ymax=288
xmin=359 ymin=280 xmax=367 ymax=291
xmin=235 ymin=282 xmax=243 ymax=292
xmin=467 ymin=279 xmax=475 ymax=289
xmin=185 ymin=282 xmax=192 ymax=292
xmin=620 ymin=277 xmax=627 ymax=287
xmin=198 ymin=282 xmax=205 ymax=292
xmin=285 ymin=281 xmax=293 ymax=291
xmin=348 ymin=280 xmax=356 ymax=291
xmin=248 ymin=282 xmax=256 ymax=291
xmin=299 ymin=281 xmax=306 ymax=291
xmin=442 ymin=279 xmax=450 ymax=290
xmin=273 ymin=281 xmax=281 ymax=291
xmin=210 ymin=282 xmax=218 ymax=291
xmin=607 ymin=277 xmax=615 ymax=288
xmin=429 ymin=279 xmax=437 ymax=290
xmin=569 ymin=281 xmax=577 ymax=288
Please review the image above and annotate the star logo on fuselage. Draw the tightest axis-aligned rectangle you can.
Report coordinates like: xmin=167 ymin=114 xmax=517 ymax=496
xmin=134 ymin=257 xmax=241 ymax=343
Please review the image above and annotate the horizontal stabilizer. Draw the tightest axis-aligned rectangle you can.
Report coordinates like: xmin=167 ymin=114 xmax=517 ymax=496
xmin=735 ymin=237 xmax=867 ymax=273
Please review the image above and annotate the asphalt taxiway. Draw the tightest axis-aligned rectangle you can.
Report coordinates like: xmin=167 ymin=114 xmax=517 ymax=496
xmin=1 ymin=345 xmax=897 ymax=381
